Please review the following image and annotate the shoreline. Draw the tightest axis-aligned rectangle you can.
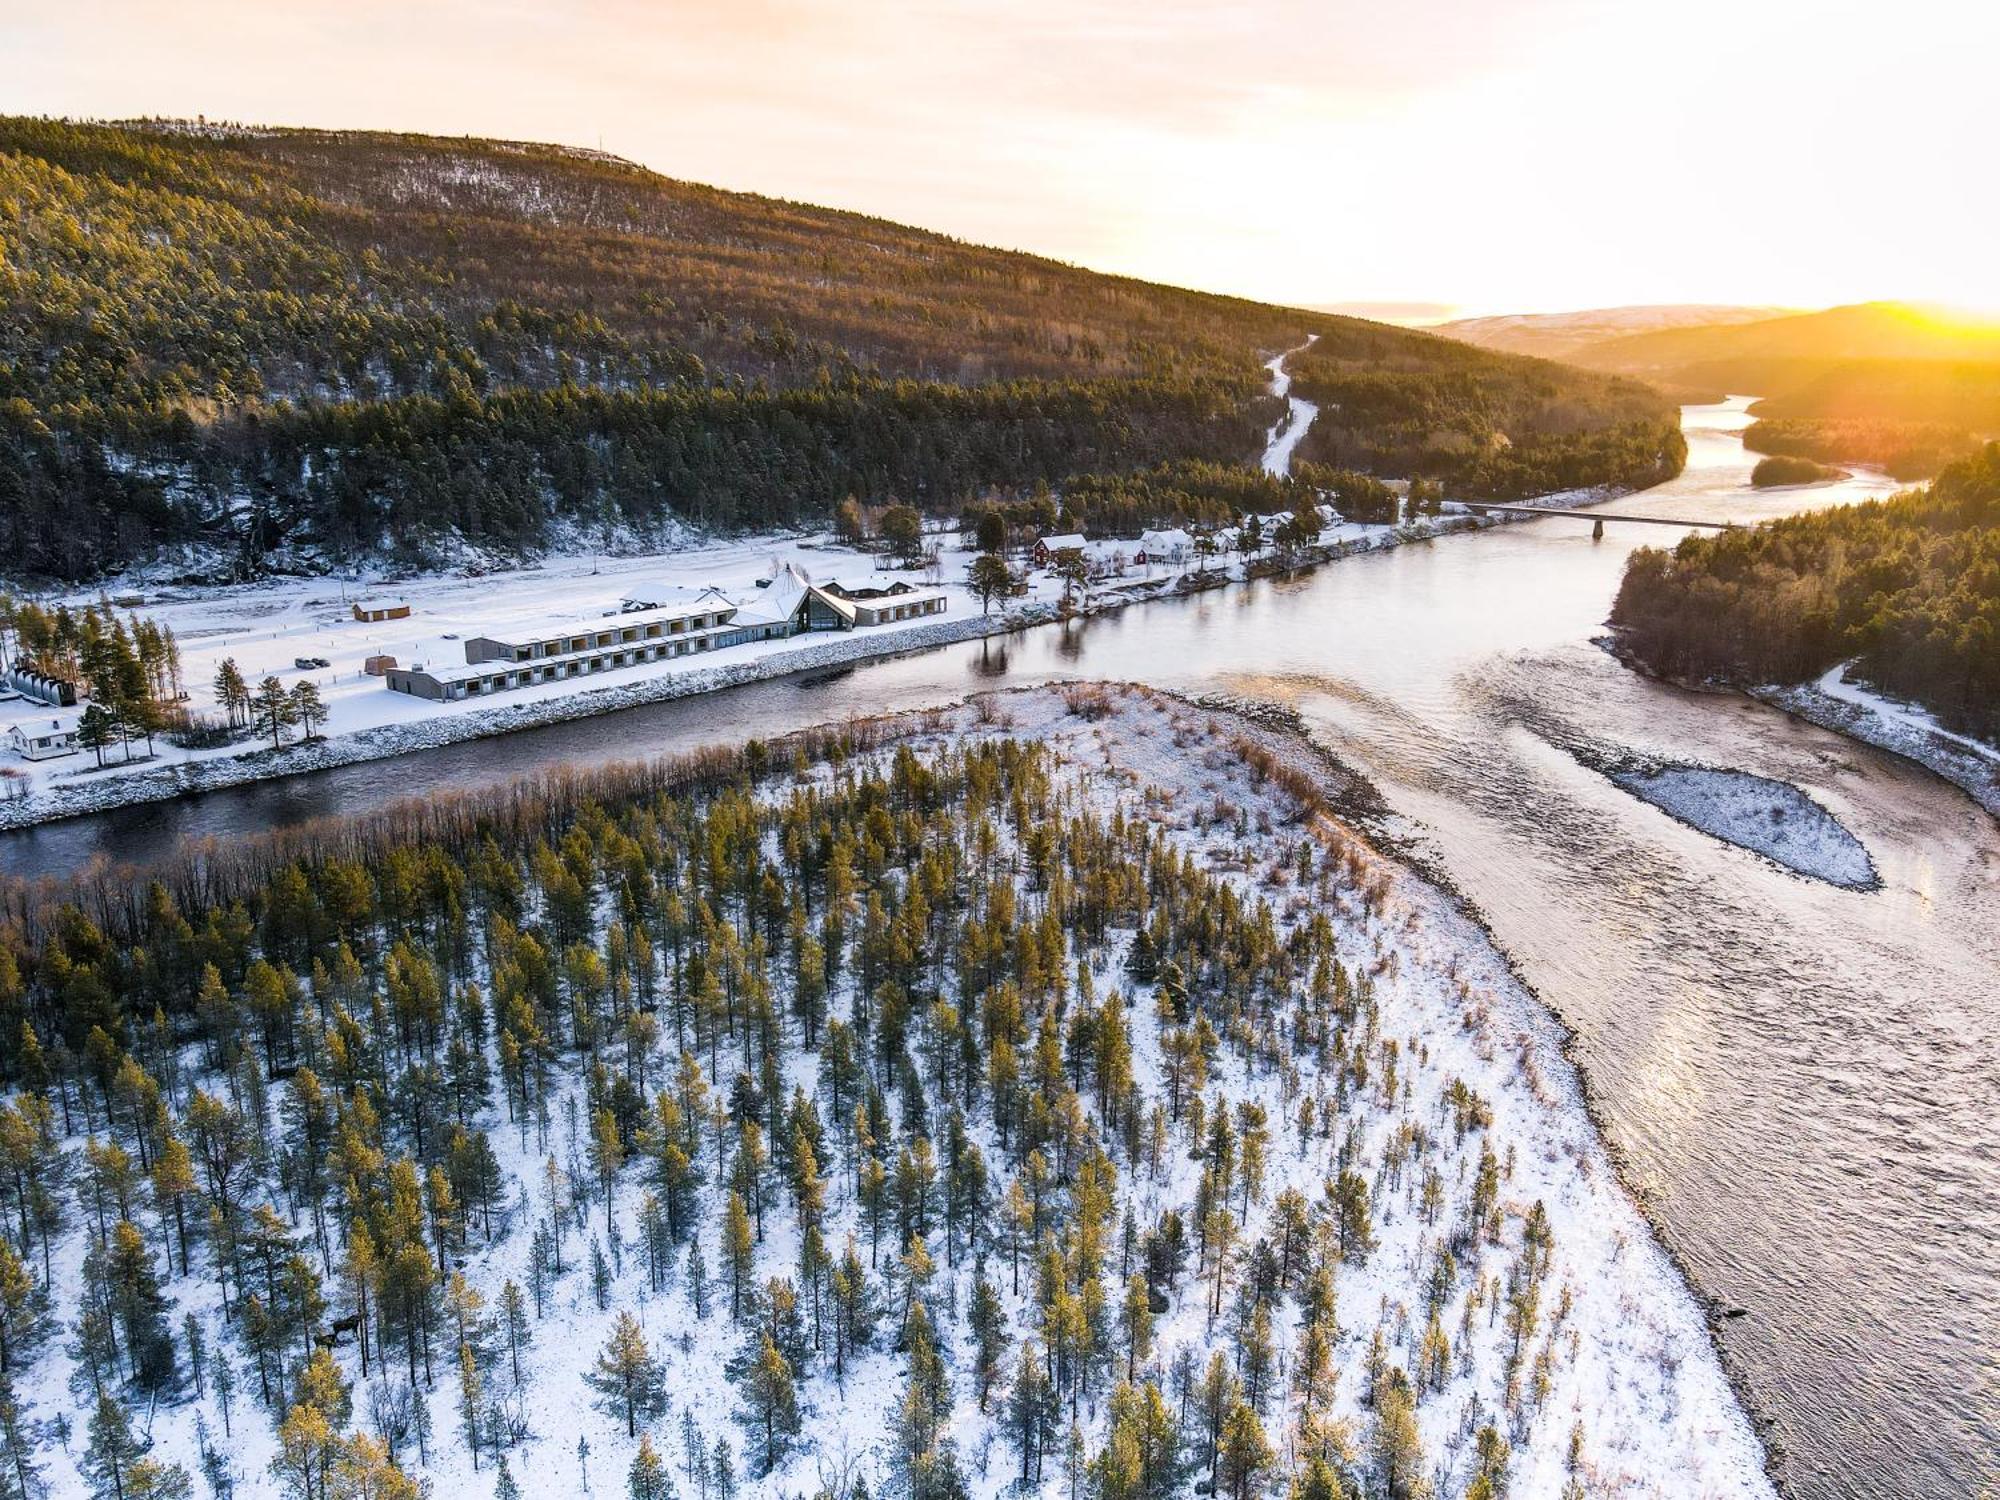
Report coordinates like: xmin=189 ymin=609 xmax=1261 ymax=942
xmin=1599 ymin=635 xmax=1999 ymax=819
xmin=0 ymin=498 xmax=1613 ymax=836
xmin=1751 ymin=672 xmax=1999 ymax=818
xmin=1202 ymin=694 xmax=1790 ymax=1491
xmin=1133 ymin=688 xmax=1782 ymax=1494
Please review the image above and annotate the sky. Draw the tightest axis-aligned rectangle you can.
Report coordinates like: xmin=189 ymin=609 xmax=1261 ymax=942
xmin=6 ymin=0 xmax=1995 ymax=317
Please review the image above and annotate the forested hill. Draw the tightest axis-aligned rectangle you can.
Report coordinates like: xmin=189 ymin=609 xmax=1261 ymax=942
xmin=1611 ymin=442 xmax=2000 ymax=740
xmin=1 ymin=118 xmax=1675 ymax=581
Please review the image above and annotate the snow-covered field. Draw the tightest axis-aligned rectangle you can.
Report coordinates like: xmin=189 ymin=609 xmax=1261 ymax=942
xmin=0 ymin=501 xmax=1599 ymax=834
xmin=1610 ymin=765 xmax=1878 ymax=888
xmin=1756 ymin=663 xmax=2000 ymax=817
xmin=2 ymin=686 xmax=1773 ymax=1500
xmin=0 ymin=527 xmax=1234 ymax=826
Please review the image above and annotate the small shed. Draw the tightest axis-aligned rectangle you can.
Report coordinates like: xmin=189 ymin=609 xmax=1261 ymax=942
xmin=364 ymin=654 xmax=398 ymax=676
xmin=2 ymin=669 xmax=79 ymax=707
xmin=353 ymin=601 xmax=412 ymax=623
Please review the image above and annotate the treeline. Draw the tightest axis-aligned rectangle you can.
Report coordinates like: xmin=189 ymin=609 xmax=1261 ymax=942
xmin=954 ymin=461 xmax=1418 ymax=546
xmin=1286 ymin=331 xmax=1685 ymax=499
xmin=0 ymin=700 xmax=1583 ymax=1500
xmin=1 ymin=373 xmax=1264 ymax=579
xmin=1612 ymin=443 xmax=2000 ymax=740
xmin=1742 ymin=418 xmax=1981 ymax=482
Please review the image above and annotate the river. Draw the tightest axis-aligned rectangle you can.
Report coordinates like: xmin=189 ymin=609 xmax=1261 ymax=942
xmin=6 ymin=399 xmax=1997 ymax=1496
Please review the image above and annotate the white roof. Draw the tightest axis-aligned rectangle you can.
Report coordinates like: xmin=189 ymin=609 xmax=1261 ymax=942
xmin=732 ymin=564 xmax=812 ymax=627
xmin=1038 ymin=533 xmax=1087 ymax=551
xmin=7 ymin=711 xmax=79 ymax=738
xmin=471 ymin=595 xmax=737 ymax=646
xmin=407 ymin=625 xmax=741 ymax=684
xmin=619 ymin=581 xmax=734 ymax=610
xmin=1139 ymin=528 xmax=1193 ymax=548
xmin=850 ymin=585 xmax=948 ymax=608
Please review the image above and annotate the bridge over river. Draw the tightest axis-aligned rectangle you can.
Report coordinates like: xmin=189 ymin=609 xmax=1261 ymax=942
xmin=1459 ymin=501 xmax=1741 ymax=531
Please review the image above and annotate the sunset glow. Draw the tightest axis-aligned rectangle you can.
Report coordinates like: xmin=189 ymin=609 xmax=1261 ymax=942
xmin=6 ymin=0 xmax=1994 ymax=315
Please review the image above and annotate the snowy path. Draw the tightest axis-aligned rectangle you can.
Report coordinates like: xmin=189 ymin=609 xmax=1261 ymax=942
xmin=1259 ymin=334 xmax=1319 ymax=476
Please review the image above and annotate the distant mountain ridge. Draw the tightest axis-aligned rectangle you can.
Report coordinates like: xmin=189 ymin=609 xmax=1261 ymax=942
xmin=1438 ymin=304 xmax=1792 ymax=362
xmin=1569 ymin=301 xmax=2000 ymax=375
xmin=1442 ymin=301 xmax=2000 ymax=471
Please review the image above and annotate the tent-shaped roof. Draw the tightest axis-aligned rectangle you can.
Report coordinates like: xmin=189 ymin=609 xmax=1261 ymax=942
xmin=733 ymin=564 xmax=813 ymax=627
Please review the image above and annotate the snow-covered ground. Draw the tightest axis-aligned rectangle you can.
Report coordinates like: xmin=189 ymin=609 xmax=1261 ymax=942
xmin=0 ymin=528 xmax=1245 ymax=826
xmin=1755 ymin=663 xmax=2000 ymax=817
xmin=1260 ymin=338 xmax=1319 ymax=478
xmin=3 ymin=686 xmax=1774 ymax=1499
xmin=1610 ymin=765 xmax=1878 ymax=889
xmin=1 ymin=492 xmax=1617 ymax=835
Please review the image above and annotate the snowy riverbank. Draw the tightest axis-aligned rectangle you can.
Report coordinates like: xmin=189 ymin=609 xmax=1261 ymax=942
xmin=2 ymin=684 xmax=1775 ymax=1499
xmin=1754 ymin=663 xmax=2000 ymax=817
xmin=0 ymin=489 xmax=1624 ymax=836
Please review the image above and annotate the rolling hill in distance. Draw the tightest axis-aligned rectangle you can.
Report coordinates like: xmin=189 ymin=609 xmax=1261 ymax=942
xmin=1436 ymin=304 xmax=1792 ymax=363
xmin=1438 ymin=300 xmax=2000 ymax=478
xmin=0 ymin=118 xmax=1678 ymax=582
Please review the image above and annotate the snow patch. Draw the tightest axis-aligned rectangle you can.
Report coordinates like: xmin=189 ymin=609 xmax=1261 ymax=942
xmin=1611 ymin=765 xmax=1877 ymax=889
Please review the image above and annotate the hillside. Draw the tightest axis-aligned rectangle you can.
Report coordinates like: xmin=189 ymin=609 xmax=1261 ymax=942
xmin=1284 ymin=331 xmax=1686 ymax=498
xmin=0 ymin=119 xmax=1678 ymax=582
xmin=1571 ymin=301 xmax=2000 ymax=376
xmin=1437 ymin=305 xmax=1788 ymax=364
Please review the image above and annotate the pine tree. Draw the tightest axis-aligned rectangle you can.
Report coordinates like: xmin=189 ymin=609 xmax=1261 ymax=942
xmin=1371 ymin=1367 xmax=1427 ymax=1500
xmin=454 ymin=1339 xmax=484 ymax=1470
xmin=78 ymin=702 xmax=116 ymax=768
xmin=499 ymin=1280 xmax=530 ymax=1386
xmin=288 ymin=680 xmax=327 ymax=741
xmin=629 ymin=1434 xmax=672 ymax=1500
xmin=212 ymin=660 xmax=249 ymax=730
xmin=0 ymin=1371 xmax=43 ymax=1500
xmin=722 ymin=1191 xmax=754 ymax=1320
xmin=589 ymin=1311 xmax=665 ymax=1437
xmin=83 ymin=1392 xmax=149 ymax=1500
xmin=1216 ymin=1400 xmax=1271 ymax=1500
xmin=0 ymin=1239 xmax=40 ymax=1375
xmin=106 ymin=1220 xmax=176 ymax=1392
xmin=968 ymin=1265 xmax=1008 ymax=1411
xmin=740 ymin=1333 xmax=800 ymax=1476
xmin=495 ymin=1455 xmax=523 ymax=1500
xmin=251 ymin=675 xmax=296 ymax=751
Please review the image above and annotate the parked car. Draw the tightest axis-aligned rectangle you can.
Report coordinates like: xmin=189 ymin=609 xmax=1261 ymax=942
xmin=294 ymin=656 xmax=331 ymax=670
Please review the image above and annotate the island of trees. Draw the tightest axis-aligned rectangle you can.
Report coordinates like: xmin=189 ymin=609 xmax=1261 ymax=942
xmin=1612 ymin=442 xmax=2000 ymax=740
xmin=1748 ymin=455 xmax=1844 ymax=488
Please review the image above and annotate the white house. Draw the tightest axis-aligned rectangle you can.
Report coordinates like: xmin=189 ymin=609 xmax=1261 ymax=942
xmin=6 ymin=715 xmax=79 ymax=761
xmin=1136 ymin=528 xmax=1193 ymax=565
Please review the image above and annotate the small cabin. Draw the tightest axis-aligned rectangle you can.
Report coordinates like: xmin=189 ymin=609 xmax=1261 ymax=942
xmin=353 ymin=601 xmax=412 ymax=623
xmin=6 ymin=717 xmax=79 ymax=762
xmin=364 ymin=654 xmax=398 ymax=676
